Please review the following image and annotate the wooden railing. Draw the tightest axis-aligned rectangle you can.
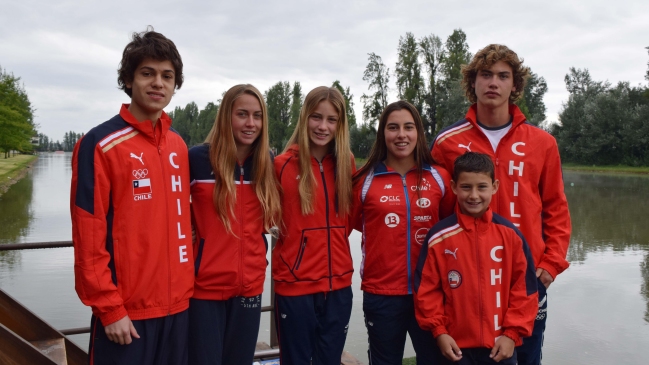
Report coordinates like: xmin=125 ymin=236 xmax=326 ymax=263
xmin=0 ymin=240 xmax=280 ymax=359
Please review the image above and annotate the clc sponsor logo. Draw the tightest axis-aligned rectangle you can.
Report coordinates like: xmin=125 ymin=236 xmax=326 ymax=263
xmin=416 ymin=198 xmax=431 ymax=208
xmin=380 ymin=196 xmax=401 ymax=204
xmin=414 ymin=215 xmax=431 ymax=222
xmin=415 ymin=228 xmax=428 ymax=245
xmin=384 ymin=213 xmax=400 ymax=228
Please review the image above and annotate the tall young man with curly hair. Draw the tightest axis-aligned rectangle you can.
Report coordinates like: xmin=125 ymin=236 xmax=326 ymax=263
xmin=430 ymin=44 xmax=571 ymax=365
xmin=71 ymin=28 xmax=194 ymax=365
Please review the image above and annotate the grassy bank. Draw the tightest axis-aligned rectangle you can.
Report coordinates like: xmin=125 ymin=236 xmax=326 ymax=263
xmin=0 ymin=154 xmax=37 ymax=196
xmin=562 ymin=163 xmax=649 ymax=174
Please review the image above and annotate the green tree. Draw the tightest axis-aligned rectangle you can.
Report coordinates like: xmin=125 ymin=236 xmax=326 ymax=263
xmin=0 ymin=67 xmax=35 ymax=157
xmin=265 ymin=81 xmax=292 ymax=152
xmin=331 ymin=80 xmax=356 ymax=127
xmin=517 ymin=70 xmax=548 ymax=126
xmin=361 ymin=53 xmax=390 ymax=128
xmin=420 ymin=34 xmax=445 ymax=137
xmin=395 ymin=32 xmax=424 ymax=117
xmin=436 ymin=29 xmax=472 ymax=131
xmin=554 ymin=68 xmax=649 ymax=166
xmin=168 ymin=102 xmax=199 ymax=146
xmin=190 ymin=102 xmax=219 ymax=146
xmin=646 ymin=46 xmax=649 ymax=82
xmin=288 ymin=82 xmax=303 ymax=137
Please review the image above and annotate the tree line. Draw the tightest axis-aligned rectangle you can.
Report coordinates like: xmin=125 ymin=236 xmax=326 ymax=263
xmin=35 ymin=131 xmax=84 ymax=152
xmin=4 ymin=33 xmax=648 ymax=166
xmin=169 ymin=29 xmax=549 ymax=159
xmin=0 ymin=67 xmax=36 ymax=158
xmin=550 ymin=57 xmax=649 ymax=166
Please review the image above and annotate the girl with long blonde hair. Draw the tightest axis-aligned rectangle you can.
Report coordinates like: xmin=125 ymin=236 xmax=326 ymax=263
xmin=187 ymin=84 xmax=280 ymax=365
xmin=272 ymin=86 xmax=355 ymax=365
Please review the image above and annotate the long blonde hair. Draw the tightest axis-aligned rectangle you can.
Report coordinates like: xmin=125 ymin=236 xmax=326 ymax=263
xmin=205 ymin=84 xmax=281 ymax=233
xmin=283 ymin=86 xmax=352 ymax=215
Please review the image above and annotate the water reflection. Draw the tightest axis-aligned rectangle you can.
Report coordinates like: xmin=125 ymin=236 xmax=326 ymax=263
xmin=0 ymin=173 xmax=34 ymax=245
xmin=564 ymin=171 xmax=649 ymax=323
xmin=564 ymin=171 xmax=649 ymax=261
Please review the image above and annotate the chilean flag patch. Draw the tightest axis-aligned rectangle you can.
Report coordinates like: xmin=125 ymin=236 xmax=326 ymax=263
xmin=133 ymin=178 xmax=151 ymax=195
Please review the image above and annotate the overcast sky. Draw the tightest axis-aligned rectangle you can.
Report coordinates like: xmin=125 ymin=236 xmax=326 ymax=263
xmin=1 ymin=0 xmax=648 ymax=141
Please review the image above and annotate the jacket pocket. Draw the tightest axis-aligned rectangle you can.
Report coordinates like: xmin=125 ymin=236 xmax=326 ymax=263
xmin=293 ymin=237 xmax=308 ymax=271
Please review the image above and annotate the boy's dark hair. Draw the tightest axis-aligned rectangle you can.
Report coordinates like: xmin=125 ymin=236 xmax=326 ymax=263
xmin=460 ymin=44 xmax=529 ymax=104
xmin=117 ymin=26 xmax=184 ymax=97
xmin=453 ymin=152 xmax=495 ymax=182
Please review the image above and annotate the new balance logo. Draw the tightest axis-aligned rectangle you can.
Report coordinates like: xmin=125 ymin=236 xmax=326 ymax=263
xmin=444 ymin=248 xmax=458 ymax=260
xmin=384 ymin=184 xmax=392 ymax=189
xmin=458 ymin=142 xmax=472 ymax=152
xmin=130 ymin=152 xmax=144 ymax=165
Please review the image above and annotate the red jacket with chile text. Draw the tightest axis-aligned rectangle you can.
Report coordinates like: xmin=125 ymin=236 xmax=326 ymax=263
xmin=431 ymin=104 xmax=571 ymax=279
xmin=70 ymin=105 xmax=194 ymax=326
xmin=414 ymin=207 xmax=538 ymax=348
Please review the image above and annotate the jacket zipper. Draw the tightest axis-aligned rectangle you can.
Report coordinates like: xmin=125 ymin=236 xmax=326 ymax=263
xmin=318 ymin=160 xmax=333 ymax=291
xmin=402 ymin=175 xmax=412 ymax=294
xmin=153 ymin=123 xmax=172 ymax=315
xmin=239 ymin=164 xmax=244 ymax=294
xmin=474 ymin=219 xmax=484 ymax=345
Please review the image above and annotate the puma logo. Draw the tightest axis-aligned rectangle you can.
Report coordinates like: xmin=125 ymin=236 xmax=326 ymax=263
xmin=130 ymin=152 xmax=144 ymax=165
xmin=444 ymin=248 xmax=458 ymax=260
xmin=458 ymin=142 xmax=472 ymax=152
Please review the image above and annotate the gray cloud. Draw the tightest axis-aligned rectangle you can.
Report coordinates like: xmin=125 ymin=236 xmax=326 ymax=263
xmin=1 ymin=0 xmax=647 ymax=141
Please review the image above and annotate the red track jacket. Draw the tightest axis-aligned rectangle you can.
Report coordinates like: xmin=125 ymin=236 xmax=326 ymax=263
xmin=273 ymin=145 xmax=355 ymax=296
xmin=414 ymin=207 xmax=538 ymax=348
xmin=431 ymin=104 xmax=571 ymax=279
xmin=351 ymin=162 xmax=454 ymax=295
xmin=70 ymin=105 xmax=194 ymax=326
xmin=189 ymin=145 xmax=268 ymax=300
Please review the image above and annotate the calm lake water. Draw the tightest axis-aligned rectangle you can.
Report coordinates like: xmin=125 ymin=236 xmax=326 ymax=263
xmin=1 ymin=152 xmax=648 ymax=364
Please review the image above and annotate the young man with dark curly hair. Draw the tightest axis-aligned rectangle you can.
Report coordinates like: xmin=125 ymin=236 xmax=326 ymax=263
xmin=70 ymin=27 xmax=194 ymax=365
xmin=430 ymin=44 xmax=571 ymax=365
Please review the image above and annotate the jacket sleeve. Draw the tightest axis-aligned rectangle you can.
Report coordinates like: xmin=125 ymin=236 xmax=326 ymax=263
xmin=70 ymin=137 xmax=127 ymax=326
xmin=349 ymin=176 xmax=364 ymax=233
xmin=537 ymin=138 xmax=571 ymax=279
xmin=431 ymin=140 xmax=450 ymax=173
xmin=414 ymin=241 xmax=449 ymax=338
xmin=435 ymin=166 xmax=456 ymax=219
xmin=502 ymin=230 xmax=538 ymax=346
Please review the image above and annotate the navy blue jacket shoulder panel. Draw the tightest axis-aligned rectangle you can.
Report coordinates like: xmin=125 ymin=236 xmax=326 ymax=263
xmin=74 ymin=115 xmax=129 ymax=215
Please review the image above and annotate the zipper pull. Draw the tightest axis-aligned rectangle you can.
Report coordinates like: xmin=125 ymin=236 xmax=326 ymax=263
xmin=319 ymin=162 xmax=323 ymax=172
xmin=240 ymin=166 xmax=244 ymax=176
xmin=402 ymin=176 xmax=407 ymax=187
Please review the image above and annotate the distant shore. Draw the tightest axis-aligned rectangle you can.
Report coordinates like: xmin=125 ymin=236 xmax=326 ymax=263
xmin=0 ymin=154 xmax=38 ymax=197
xmin=562 ymin=164 xmax=649 ymax=175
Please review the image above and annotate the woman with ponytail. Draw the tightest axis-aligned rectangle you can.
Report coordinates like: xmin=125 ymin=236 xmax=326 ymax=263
xmin=188 ymin=84 xmax=281 ymax=365
xmin=273 ymin=86 xmax=355 ymax=365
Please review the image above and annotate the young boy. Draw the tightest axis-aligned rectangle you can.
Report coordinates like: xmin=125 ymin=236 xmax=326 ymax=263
xmin=70 ymin=28 xmax=194 ymax=365
xmin=414 ymin=152 xmax=538 ymax=364
xmin=431 ymin=44 xmax=571 ymax=365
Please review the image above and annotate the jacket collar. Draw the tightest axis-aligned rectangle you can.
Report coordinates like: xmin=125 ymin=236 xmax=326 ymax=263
xmin=287 ymin=144 xmax=334 ymax=164
xmin=464 ymin=103 xmax=527 ymax=129
xmin=456 ymin=204 xmax=493 ymax=232
xmin=119 ymin=104 xmax=172 ymax=140
xmin=372 ymin=161 xmax=432 ymax=175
